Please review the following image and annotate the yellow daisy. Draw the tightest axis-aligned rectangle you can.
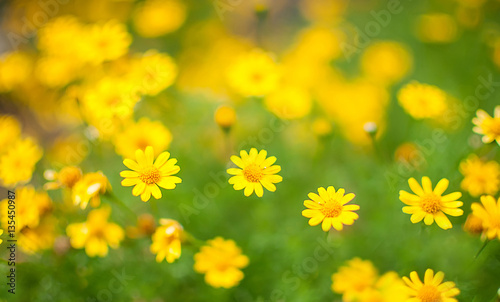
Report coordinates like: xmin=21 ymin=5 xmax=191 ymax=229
xmin=120 ymin=146 xmax=181 ymax=202
xmin=227 ymin=148 xmax=282 ymax=197
xmin=399 ymin=177 xmax=463 ymax=230
xmin=471 ymin=195 xmax=500 ymax=240
xmin=402 ymin=269 xmax=460 ymax=302
xmin=397 ymin=81 xmax=448 ymax=120
xmin=150 ymin=219 xmax=183 ymax=263
xmin=472 ymin=106 xmax=500 ymax=145
xmin=459 ymin=154 xmax=500 ymax=197
xmin=302 ymin=186 xmax=359 ymax=232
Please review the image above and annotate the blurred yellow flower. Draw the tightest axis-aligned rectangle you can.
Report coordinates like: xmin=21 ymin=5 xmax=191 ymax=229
xmin=400 ymin=177 xmax=463 ymax=230
xmin=83 ymin=20 xmax=132 ymax=64
xmin=415 ymin=13 xmax=458 ymax=43
xmin=120 ymin=146 xmax=181 ymax=202
xmin=37 ymin=16 xmax=85 ymax=59
xmin=18 ymin=216 xmax=56 ymax=254
xmin=150 ymin=219 xmax=183 ymax=263
xmin=0 ymin=51 xmax=32 ymax=92
xmin=66 ymin=206 xmax=125 ymax=257
xmin=264 ymin=86 xmax=312 ymax=120
xmin=214 ymin=105 xmax=237 ymax=129
xmin=332 ymin=258 xmax=378 ymax=298
xmin=302 ymin=186 xmax=359 ymax=232
xmin=44 ymin=166 xmax=83 ymax=190
xmin=402 ymin=269 xmax=460 ymax=302
xmin=34 ymin=56 xmax=82 ymax=88
xmin=1 ymin=186 xmax=52 ymax=232
xmin=194 ymin=237 xmax=249 ymax=288
xmin=394 ymin=142 xmax=421 ymax=165
xmin=132 ymin=50 xmax=178 ymax=96
xmin=114 ymin=118 xmax=173 ymax=159
xmin=133 ymin=0 xmax=187 ymax=37
xmin=227 ymin=148 xmax=282 ymax=197
xmin=72 ymin=172 xmax=111 ymax=210
xmin=226 ymin=49 xmax=280 ymax=97
xmin=397 ymin=81 xmax=448 ymax=120
xmin=0 ymin=115 xmax=21 ymax=154
xmin=463 ymin=212 xmax=484 ymax=235
xmin=473 ymin=106 xmax=500 ymax=145
xmin=471 ymin=195 xmax=500 ymax=240
xmin=0 ymin=137 xmax=43 ymax=187
xmin=459 ymin=154 xmax=500 ymax=197
xmin=126 ymin=213 xmax=157 ymax=239
xmin=361 ymin=41 xmax=412 ymax=85
xmin=311 ymin=117 xmax=332 ymax=137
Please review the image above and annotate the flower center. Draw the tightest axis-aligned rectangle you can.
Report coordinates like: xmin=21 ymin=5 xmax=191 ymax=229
xmin=139 ymin=166 xmax=161 ymax=185
xmin=417 ymin=285 xmax=442 ymax=302
xmin=321 ymin=201 xmax=343 ymax=218
xmin=486 ymin=118 xmax=500 ymax=136
xmin=421 ymin=194 xmax=441 ymax=214
xmin=243 ymin=164 xmax=263 ymax=183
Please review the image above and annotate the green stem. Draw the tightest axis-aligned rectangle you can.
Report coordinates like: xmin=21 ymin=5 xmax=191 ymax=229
xmin=474 ymin=239 xmax=490 ymax=259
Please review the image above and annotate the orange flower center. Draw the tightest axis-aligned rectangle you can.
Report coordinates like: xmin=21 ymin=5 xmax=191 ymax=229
xmin=321 ymin=201 xmax=343 ymax=218
xmin=421 ymin=194 xmax=441 ymax=214
xmin=140 ymin=166 xmax=161 ymax=185
xmin=243 ymin=164 xmax=263 ymax=183
xmin=417 ymin=285 xmax=442 ymax=302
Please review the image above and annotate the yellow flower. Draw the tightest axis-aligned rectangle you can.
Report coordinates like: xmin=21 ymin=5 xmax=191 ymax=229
xmin=66 ymin=206 xmax=125 ymax=257
xmin=397 ymin=81 xmax=448 ymax=119
xmin=18 ymin=216 xmax=56 ymax=254
xmin=194 ymin=237 xmax=249 ymax=288
xmin=399 ymin=177 xmax=464 ymax=230
xmin=0 ymin=115 xmax=21 ymax=154
xmin=302 ymin=186 xmax=359 ymax=232
xmin=37 ymin=16 xmax=85 ymax=60
xmin=82 ymin=20 xmax=132 ymax=64
xmin=415 ymin=14 xmax=458 ymax=44
xmin=402 ymin=269 xmax=460 ymax=302
xmin=463 ymin=213 xmax=484 ymax=236
xmin=126 ymin=213 xmax=157 ymax=239
xmin=0 ymin=51 xmax=32 ymax=92
xmin=44 ymin=166 xmax=83 ymax=190
xmin=150 ymin=219 xmax=183 ymax=263
xmin=34 ymin=55 xmax=82 ymax=88
xmin=132 ymin=50 xmax=178 ymax=96
xmin=114 ymin=118 xmax=173 ymax=159
xmin=227 ymin=148 xmax=282 ymax=197
xmin=459 ymin=154 xmax=500 ymax=197
xmin=473 ymin=106 xmax=500 ymax=145
xmin=471 ymin=195 xmax=500 ymax=240
xmin=226 ymin=49 xmax=280 ymax=97
xmin=361 ymin=41 xmax=412 ymax=85
xmin=394 ymin=142 xmax=421 ymax=166
xmin=332 ymin=258 xmax=378 ymax=297
xmin=214 ymin=105 xmax=237 ymax=129
xmin=120 ymin=146 xmax=181 ymax=202
xmin=72 ymin=172 xmax=111 ymax=210
xmin=133 ymin=0 xmax=187 ymax=37
xmin=311 ymin=117 xmax=332 ymax=137
xmin=1 ymin=186 xmax=52 ymax=232
xmin=264 ymin=86 xmax=312 ymax=120
xmin=0 ymin=137 xmax=43 ymax=187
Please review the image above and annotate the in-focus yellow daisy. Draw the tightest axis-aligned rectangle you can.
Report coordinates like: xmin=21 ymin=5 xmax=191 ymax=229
xmin=150 ymin=219 xmax=183 ymax=263
xmin=397 ymin=81 xmax=448 ymax=120
xmin=459 ymin=154 xmax=500 ymax=197
xmin=227 ymin=148 xmax=282 ymax=197
xmin=194 ymin=237 xmax=249 ymax=288
xmin=402 ymin=269 xmax=460 ymax=302
xmin=473 ymin=106 xmax=500 ymax=145
xmin=471 ymin=195 xmax=500 ymax=240
xmin=66 ymin=206 xmax=125 ymax=257
xmin=114 ymin=118 xmax=173 ymax=159
xmin=399 ymin=177 xmax=463 ymax=230
xmin=302 ymin=186 xmax=359 ymax=232
xmin=120 ymin=146 xmax=181 ymax=202
xmin=72 ymin=172 xmax=111 ymax=210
